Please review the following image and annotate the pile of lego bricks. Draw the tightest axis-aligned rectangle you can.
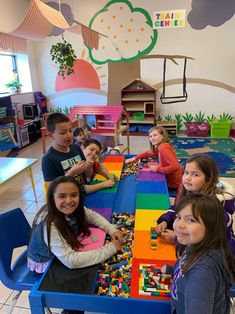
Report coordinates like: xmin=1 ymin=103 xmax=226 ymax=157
xmin=121 ymin=160 xmax=139 ymax=179
xmin=95 ymin=212 xmax=135 ymax=297
xmin=139 ymin=264 xmax=172 ymax=297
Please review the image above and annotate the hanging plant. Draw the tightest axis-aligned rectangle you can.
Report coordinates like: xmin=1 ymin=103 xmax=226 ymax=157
xmin=50 ymin=35 xmax=77 ymax=79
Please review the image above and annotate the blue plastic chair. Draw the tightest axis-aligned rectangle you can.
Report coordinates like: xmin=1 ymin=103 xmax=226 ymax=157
xmin=0 ymin=208 xmax=42 ymax=312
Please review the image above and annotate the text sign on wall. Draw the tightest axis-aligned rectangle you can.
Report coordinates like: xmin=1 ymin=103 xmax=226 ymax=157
xmin=153 ymin=9 xmax=186 ymax=29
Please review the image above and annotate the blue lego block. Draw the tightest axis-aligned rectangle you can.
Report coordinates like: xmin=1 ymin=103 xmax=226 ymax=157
xmin=137 ymin=181 xmax=168 ymax=194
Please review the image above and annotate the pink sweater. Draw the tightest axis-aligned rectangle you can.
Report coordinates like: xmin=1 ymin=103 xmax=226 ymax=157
xmin=135 ymin=143 xmax=182 ymax=189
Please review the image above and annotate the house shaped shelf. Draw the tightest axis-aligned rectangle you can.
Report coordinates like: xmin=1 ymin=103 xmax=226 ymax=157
xmin=68 ymin=106 xmax=130 ymax=153
xmin=121 ymin=79 xmax=157 ymax=130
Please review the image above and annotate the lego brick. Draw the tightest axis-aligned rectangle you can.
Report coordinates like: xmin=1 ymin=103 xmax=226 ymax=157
xmin=136 ymin=194 xmax=170 ymax=210
xmin=92 ymin=208 xmax=113 ymax=221
xmin=134 ymin=209 xmax=165 ymax=231
xmin=84 ymin=192 xmax=116 ymax=208
xmin=137 ymin=171 xmax=165 ymax=182
xmin=137 ymin=181 xmax=168 ymax=194
xmin=132 ymin=230 xmax=176 ymax=261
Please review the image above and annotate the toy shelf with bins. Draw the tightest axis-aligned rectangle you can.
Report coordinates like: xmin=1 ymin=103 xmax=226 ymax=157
xmin=121 ymin=79 xmax=157 ymax=127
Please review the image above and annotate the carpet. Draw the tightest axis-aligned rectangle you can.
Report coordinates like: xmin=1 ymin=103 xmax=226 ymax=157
xmin=172 ymin=138 xmax=235 ymax=177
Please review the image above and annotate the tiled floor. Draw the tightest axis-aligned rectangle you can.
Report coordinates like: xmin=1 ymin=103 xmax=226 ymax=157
xmin=0 ymin=135 xmax=234 ymax=313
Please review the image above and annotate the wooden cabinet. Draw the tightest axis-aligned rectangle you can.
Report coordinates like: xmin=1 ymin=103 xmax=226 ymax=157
xmin=121 ymin=79 xmax=157 ymax=127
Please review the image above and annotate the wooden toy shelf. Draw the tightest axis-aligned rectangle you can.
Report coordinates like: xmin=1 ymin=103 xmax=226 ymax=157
xmin=121 ymin=79 xmax=157 ymax=127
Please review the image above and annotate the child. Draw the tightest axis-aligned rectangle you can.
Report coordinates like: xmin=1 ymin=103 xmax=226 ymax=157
xmin=156 ymin=154 xmax=235 ymax=255
xmin=27 ymin=176 xmax=122 ymax=273
xmin=107 ymin=146 xmax=121 ymax=155
xmin=73 ymin=127 xmax=86 ymax=147
xmin=82 ymin=139 xmax=118 ymax=192
xmin=162 ymin=193 xmax=235 ymax=314
xmin=42 ymin=113 xmax=87 ymax=190
xmin=41 ymin=113 xmax=107 ymax=194
xmin=125 ymin=126 xmax=182 ymax=189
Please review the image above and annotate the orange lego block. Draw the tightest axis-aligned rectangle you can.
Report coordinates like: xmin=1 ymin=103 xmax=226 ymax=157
xmin=102 ymin=162 xmax=123 ymax=171
xmin=132 ymin=230 xmax=176 ymax=261
xmin=134 ymin=209 xmax=166 ymax=231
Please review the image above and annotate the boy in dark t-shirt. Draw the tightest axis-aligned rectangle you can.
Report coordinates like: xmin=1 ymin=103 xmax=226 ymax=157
xmin=42 ymin=113 xmax=116 ymax=194
xmin=42 ymin=113 xmax=87 ymax=192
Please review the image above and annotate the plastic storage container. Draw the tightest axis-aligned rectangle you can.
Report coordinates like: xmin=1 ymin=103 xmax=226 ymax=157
xmin=133 ymin=112 xmax=144 ymax=121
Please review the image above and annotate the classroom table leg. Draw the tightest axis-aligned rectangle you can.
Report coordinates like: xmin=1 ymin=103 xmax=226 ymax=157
xmin=26 ymin=166 xmax=37 ymax=202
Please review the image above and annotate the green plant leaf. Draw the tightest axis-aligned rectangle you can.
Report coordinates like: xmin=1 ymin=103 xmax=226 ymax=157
xmin=50 ymin=37 xmax=77 ymax=79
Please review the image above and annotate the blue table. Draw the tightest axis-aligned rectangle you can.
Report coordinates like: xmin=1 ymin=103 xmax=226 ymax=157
xmin=29 ymin=172 xmax=172 ymax=313
xmin=28 ymin=169 xmax=235 ymax=312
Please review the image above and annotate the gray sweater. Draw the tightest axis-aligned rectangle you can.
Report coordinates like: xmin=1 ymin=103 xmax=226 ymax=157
xmin=170 ymin=249 xmax=232 ymax=314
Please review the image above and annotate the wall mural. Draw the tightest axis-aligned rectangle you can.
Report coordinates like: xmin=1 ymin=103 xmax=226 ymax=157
xmin=46 ymin=0 xmax=234 ymax=109
xmin=188 ymin=0 xmax=235 ymax=29
xmin=47 ymin=0 xmax=158 ymax=108
xmin=47 ymin=47 xmax=108 ymax=108
xmin=88 ymin=0 xmax=158 ymax=64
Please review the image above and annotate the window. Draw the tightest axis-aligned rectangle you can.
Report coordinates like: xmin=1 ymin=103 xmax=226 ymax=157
xmin=0 ymin=52 xmax=32 ymax=94
xmin=0 ymin=53 xmax=17 ymax=93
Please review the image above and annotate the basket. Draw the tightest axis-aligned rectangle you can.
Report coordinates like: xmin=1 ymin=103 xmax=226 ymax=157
xmin=133 ymin=112 xmax=144 ymax=121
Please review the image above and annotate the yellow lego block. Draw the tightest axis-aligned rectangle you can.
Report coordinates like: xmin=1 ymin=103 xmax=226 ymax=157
xmin=94 ymin=170 xmax=122 ymax=181
xmin=134 ymin=209 xmax=166 ymax=231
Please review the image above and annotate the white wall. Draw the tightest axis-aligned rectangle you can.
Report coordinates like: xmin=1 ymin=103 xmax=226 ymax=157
xmin=26 ymin=0 xmax=234 ymax=124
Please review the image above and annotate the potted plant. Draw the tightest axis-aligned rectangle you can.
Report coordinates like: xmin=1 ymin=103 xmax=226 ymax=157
xmin=182 ymin=111 xmax=209 ymax=137
xmin=5 ymin=79 xmax=22 ymax=93
xmin=209 ymin=113 xmax=233 ymax=138
xmin=50 ymin=36 xmax=77 ymax=79
xmin=182 ymin=112 xmax=195 ymax=136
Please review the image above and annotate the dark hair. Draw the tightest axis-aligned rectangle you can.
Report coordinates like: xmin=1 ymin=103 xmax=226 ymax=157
xmin=148 ymin=126 xmax=171 ymax=150
xmin=46 ymin=112 xmax=70 ymax=133
xmin=73 ymin=127 xmax=85 ymax=137
xmin=179 ymin=154 xmax=221 ymax=200
xmin=83 ymin=138 xmax=102 ymax=151
xmin=32 ymin=176 xmax=90 ymax=251
xmin=175 ymin=193 xmax=235 ymax=284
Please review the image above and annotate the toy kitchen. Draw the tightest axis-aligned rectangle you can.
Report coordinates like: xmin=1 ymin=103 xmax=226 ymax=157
xmin=0 ymin=93 xmax=45 ymax=149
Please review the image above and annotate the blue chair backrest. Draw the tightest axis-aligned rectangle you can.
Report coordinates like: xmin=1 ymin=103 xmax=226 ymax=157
xmin=0 ymin=208 xmax=30 ymax=269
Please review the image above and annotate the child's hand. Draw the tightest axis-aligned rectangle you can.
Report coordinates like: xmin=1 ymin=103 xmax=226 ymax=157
xmin=148 ymin=165 xmax=157 ymax=172
xmin=109 ymin=173 xmax=118 ymax=181
xmin=111 ymin=231 xmax=123 ymax=244
xmin=161 ymin=264 xmax=167 ymax=274
xmin=84 ymin=158 xmax=94 ymax=170
xmin=148 ymin=163 xmax=159 ymax=172
xmin=125 ymin=157 xmax=135 ymax=164
xmin=157 ymin=221 xmax=167 ymax=233
xmin=69 ymin=160 xmax=86 ymax=176
xmin=111 ymin=238 xmax=122 ymax=251
xmin=102 ymin=179 xmax=115 ymax=188
xmin=161 ymin=229 xmax=175 ymax=244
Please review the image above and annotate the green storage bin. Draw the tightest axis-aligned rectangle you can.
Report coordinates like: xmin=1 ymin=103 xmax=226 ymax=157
xmin=210 ymin=121 xmax=232 ymax=138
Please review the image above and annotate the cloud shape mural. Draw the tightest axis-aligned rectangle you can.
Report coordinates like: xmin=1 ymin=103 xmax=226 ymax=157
xmin=188 ymin=0 xmax=235 ymax=29
xmin=88 ymin=0 xmax=158 ymax=64
xmin=47 ymin=1 xmax=73 ymax=36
